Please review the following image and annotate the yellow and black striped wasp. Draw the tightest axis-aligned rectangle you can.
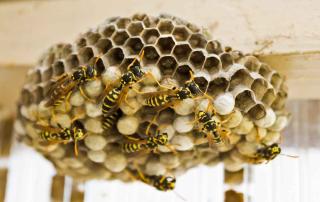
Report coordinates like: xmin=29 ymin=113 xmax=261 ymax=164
xmin=100 ymin=49 xmax=163 ymax=119
xmin=143 ymin=70 xmax=213 ymax=134
xmin=121 ymin=130 xmax=169 ymax=153
xmin=247 ymin=143 xmax=298 ymax=164
xmin=126 ymin=166 xmax=185 ymax=200
xmin=45 ymin=57 xmax=100 ymax=109
xmin=194 ymin=110 xmax=231 ymax=147
xmin=34 ymin=118 xmax=86 ymax=156
xmin=102 ymin=109 xmax=122 ymax=131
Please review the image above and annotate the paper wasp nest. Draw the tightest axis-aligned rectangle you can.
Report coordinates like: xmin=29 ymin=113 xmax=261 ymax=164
xmin=15 ymin=14 xmax=289 ymax=181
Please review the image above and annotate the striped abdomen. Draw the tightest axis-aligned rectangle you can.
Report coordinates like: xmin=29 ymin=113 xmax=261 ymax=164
xmin=122 ymin=143 xmax=143 ymax=153
xmin=40 ymin=130 xmax=71 ymax=142
xmin=203 ymin=121 xmax=222 ymax=143
xmin=102 ymin=110 xmax=122 ymax=130
xmin=102 ymin=86 xmax=122 ymax=114
xmin=145 ymin=94 xmax=174 ymax=107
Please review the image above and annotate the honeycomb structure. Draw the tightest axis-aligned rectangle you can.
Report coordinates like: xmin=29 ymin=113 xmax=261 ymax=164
xmin=15 ymin=14 xmax=289 ymax=182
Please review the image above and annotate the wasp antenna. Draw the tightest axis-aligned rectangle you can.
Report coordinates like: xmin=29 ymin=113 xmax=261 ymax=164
xmin=280 ymin=153 xmax=299 ymax=158
xmin=173 ymin=190 xmax=187 ymax=201
xmin=74 ymin=140 xmax=79 ymax=157
xmin=138 ymin=49 xmax=145 ymax=61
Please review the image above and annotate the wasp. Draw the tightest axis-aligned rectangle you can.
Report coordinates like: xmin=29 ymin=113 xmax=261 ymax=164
xmin=100 ymin=49 xmax=163 ymax=118
xmin=35 ymin=118 xmax=86 ymax=156
xmin=121 ymin=131 xmax=169 ymax=153
xmin=143 ymin=70 xmax=212 ymax=134
xmin=102 ymin=109 xmax=122 ymax=130
xmin=247 ymin=143 xmax=298 ymax=164
xmin=144 ymin=71 xmax=205 ymax=108
xmin=126 ymin=167 xmax=176 ymax=191
xmin=195 ymin=110 xmax=231 ymax=147
xmin=45 ymin=57 xmax=99 ymax=109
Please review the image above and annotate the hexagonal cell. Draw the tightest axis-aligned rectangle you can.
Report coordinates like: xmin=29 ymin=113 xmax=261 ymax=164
xmin=189 ymin=51 xmax=205 ymax=68
xmin=42 ymin=52 xmax=55 ymax=67
xmin=116 ymin=18 xmax=131 ymax=29
xmin=33 ymin=86 xmax=44 ymax=104
xmin=142 ymin=46 xmax=160 ymax=64
xmin=259 ymin=64 xmax=272 ymax=79
xmin=247 ymin=104 xmax=266 ymax=120
xmin=270 ymin=73 xmax=282 ymax=90
xmin=206 ymin=40 xmax=223 ymax=55
xmin=157 ymin=20 xmax=174 ymax=34
xmin=242 ymin=56 xmax=261 ymax=72
xmin=250 ymin=79 xmax=268 ymax=100
xmin=127 ymin=22 xmax=144 ymax=36
xmin=132 ymin=13 xmax=147 ymax=21
xmin=86 ymin=32 xmax=101 ymax=45
xmin=189 ymin=33 xmax=207 ymax=49
xmin=141 ymin=28 xmax=160 ymax=44
xmin=76 ymin=37 xmax=87 ymax=49
xmin=21 ymin=88 xmax=33 ymax=106
xmin=28 ymin=69 xmax=42 ymax=84
xmin=194 ymin=76 xmax=209 ymax=93
xmin=66 ymin=54 xmax=80 ymax=69
xmin=220 ymin=52 xmax=234 ymax=70
xmin=235 ymin=90 xmax=256 ymax=111
xmin=271 ymin=92 xmax=287 ymax=110
xmin=106 ymin=16 xmax=119 ymax=24
xmin=137 ymin=121 xmax=159 ymax=137
xmin=41 ymin=67 xmax=53 ymax=81
xmin=124 ymin=37 xmax=144 ymax=55
xmin=92 ymin=56 xmax=106 ymax=76
xmin=207 ymin=77 xmax=229 ymax=96
xmin=175 ymin=64 xmax=193 ymax=83
xmin=106 ymin=48 xmax=125 ymax=66
xmin=156 ymin=36 xmax=176 ymax=54
xmin=118 ymin=57 xmax=137 ymax=72
xmin=112 ymin=30 xmax=130 ymax=46
xmin=61 ymin=44 xmax=73 ymax=58
xmin=96 ymin=38 xmax=113 ymax=54
xmin=261 ymin=89 xmax=276 ymax=106
xmin=101 ymin=25 xmax=116 ymax=38
xmin=187 ymin=23 xmax=200 ymax=33
xmin=157 ymin=56 xmax=178 ymax=75
xmin=53 ymin=60 xmax=65 ymax=76
xmin=229 ymin=69 xmax=254 ymax=91
xmin=143 ymin=16 xmax=159 ymax=28
xmin=172 ymin=26 xmax=190 ymax=41
xmin=173 ymin=43 xmax=192 ymax=62
xmin=203 ymin=55 xmax=221 ymax=74
xmin=78 ymin=47 xmax=94 ymax=63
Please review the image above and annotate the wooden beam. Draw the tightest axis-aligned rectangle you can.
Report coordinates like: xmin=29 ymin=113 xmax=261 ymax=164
xmin=51 ymin=175 xmax=65 ymax=202
xmin=0 ymin=110 xmax=14 ymax=157
xmin=0 ymin=0 xmax=319 ymax=103
xmin=0 ymin=169 xmax=8 ymax=202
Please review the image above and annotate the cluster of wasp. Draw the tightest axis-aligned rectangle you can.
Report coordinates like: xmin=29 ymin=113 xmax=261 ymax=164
xmin=34 ymin=49 xmax=290 ymax=192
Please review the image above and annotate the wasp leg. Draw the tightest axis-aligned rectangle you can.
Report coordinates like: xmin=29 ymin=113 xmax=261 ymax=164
xmin=79 ymin=86 xmax=96 ymax=103
xmin=127 ymin=49 xmax=145 ymax=70
xmin=121 ymin=89 xmax=136 ymax=109
xmin=144 ymin=72 xmax=174 ymax=90
xmin=64 ymin=91 xmax=73 ymax=112
xmin=74 ymin=140 xmax=79 ymax=157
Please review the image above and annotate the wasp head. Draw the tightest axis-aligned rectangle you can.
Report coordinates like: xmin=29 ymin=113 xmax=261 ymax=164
xmin=198 ymin=111 xmax=211 ymax=123
xmin=155 ymin=133 xmax=169 ymax=146
xmin=161 ymin=176 xmax=176 ymax=191
xmin=130 ymin=65 xmax=145 ymax=79
xmin=186 ymin=81 xmax=202 ymax=96
xmin=85 ymin=66 xmax=97 ymax=79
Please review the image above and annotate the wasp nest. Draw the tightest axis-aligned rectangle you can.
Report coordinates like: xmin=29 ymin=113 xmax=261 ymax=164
xmin=15 ymin=14 xmax=289 ymax=182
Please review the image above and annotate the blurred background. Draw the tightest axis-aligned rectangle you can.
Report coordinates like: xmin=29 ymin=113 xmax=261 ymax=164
xmin=0 ymin=0 xmax=320 ymax=202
